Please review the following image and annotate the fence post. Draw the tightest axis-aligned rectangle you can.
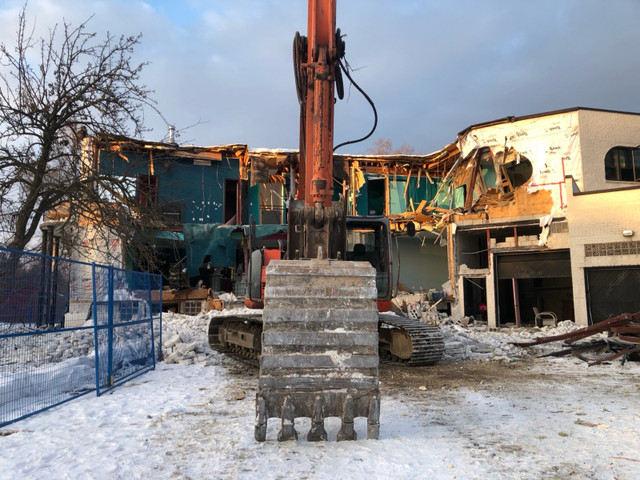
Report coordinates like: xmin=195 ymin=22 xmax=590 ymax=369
xmin=145 ymin=272 xmax=156 ymax=365
xmin=38 ymin=249 xmax=50 ymax=328
xmin=91 ymin=262 xmax=101 ymax=396
xmin=48 ymin=255 xmax=59 ymax=328
xmin=107 ymin=266 xmax=114 ymax=388
xmin=157 ymin=275 xmax=162 ymax=361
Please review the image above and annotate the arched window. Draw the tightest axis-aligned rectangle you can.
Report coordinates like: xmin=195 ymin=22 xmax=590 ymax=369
xmin=605 ymin=147 xmax=640 ymax=182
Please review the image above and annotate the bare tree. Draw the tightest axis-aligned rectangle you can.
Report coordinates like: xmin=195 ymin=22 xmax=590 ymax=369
xmin=0 ymin=6 xmax=172 ymax=267
xmin=366 ymin=137 xmax=416 ymax=155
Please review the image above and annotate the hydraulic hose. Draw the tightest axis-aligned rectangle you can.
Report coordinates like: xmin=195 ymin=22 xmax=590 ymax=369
xmin=333 ymin=57 xmax=378 ymax=152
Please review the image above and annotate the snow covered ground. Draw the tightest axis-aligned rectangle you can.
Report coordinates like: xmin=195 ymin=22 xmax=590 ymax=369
xmin=1 ymin=309 xmax=639 ymax=480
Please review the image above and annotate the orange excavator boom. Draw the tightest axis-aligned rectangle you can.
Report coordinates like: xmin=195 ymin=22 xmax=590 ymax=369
xmin=288 ymin=0 xmax=346 ymax=261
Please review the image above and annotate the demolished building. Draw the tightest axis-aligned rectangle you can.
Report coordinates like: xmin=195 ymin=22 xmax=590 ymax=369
xmin=50 ymin=107 xmax=640 ymax=327
xmin=60 ymin=136 xmax=458 ymax=298
xmin=437 ymin=107 xmax=640 ymax=328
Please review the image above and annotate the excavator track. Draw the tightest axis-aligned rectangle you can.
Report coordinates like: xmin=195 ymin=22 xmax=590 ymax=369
xmin=208 ymin=312 xmax=444 ymax=367
xmin=378 ymin=314 xmax=445 ymax=366
xmin=208 ymin=314 xmax=262 ymax=366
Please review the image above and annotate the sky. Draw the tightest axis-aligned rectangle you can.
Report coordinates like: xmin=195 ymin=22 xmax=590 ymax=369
xmin=1 ymin=0 xmax=640 ymax=154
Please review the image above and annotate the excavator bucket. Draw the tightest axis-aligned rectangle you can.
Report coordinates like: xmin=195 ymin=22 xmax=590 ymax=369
xmin=255 ymin=259 xmax=380 ymax=442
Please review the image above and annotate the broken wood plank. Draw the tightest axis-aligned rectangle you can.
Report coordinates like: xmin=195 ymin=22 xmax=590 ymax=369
xmin=614 ymin=334 xmax=640 ymax=344
xmin=424 ymin=205 xmax=451 ymax=213
xmin=404 ymin=169 xmax=412 ymax=198
xmin=610 ymin=325 xmax=640 ymax=334
xmin=512 ymin=313 xmax=639 ymax=347
xmin=464 ymin=152 xmax=482 ymax=213
xmin=583 ymin=346 xmax=640 ymax=366
xmin=424 ymin=169 xmax=434 ymax=184
xmin=537 ymin=341 xmax=608 ymax=358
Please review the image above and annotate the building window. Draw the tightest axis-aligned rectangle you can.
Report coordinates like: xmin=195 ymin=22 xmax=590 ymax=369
xmin=160 ymin=202 xmax=184 ymax=224
xmin=138 ymin=175 xmax=158 ymax=206
xmin=259 ymin=183 xmax=284 ymax=224
xmin=605 ymin=147 xmax=640 ymax=182
xmin=224 ymin=179 xmax=238 ymax=224
xmin=181 ymin=300 xmax=203 ymax=316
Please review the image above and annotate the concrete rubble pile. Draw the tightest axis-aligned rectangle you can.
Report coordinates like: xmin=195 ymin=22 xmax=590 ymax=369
xmin=161 ymin=311 xmax=224 ymax=366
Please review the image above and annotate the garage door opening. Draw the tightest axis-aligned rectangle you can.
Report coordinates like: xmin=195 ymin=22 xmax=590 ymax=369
xmin=586 ymin=267 xmax=640 ymax=324
xmin=496 ymin=251 xmax=574 ymax=327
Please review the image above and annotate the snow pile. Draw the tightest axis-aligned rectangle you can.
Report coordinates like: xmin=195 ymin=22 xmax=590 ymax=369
xmin=1 ymin=356 xmax=95 ymax=410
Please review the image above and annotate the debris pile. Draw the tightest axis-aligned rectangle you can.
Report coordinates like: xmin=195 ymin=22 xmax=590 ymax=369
xmin=160 ymin=306 xmax=639 ymax=367
xmin=161 ymin=312 xmax=217 ymax=365
xmin=159 ymin=309 xmax=573 ymax=365
xmin=439 ymin=320 xmax=583 ymax=362
xmin=1 ymin=321 xmax=158 ymax=373
xmin=512 ymin=312 xmax=640 ymax=366
xmin=395 ymin=291 xmax=450 ymax=325
xmin=161 ymin=308 xmax=255 ymax=366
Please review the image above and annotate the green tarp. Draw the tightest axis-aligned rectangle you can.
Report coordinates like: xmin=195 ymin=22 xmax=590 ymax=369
xmin=182 ymin=223 xmax=286 ymax=277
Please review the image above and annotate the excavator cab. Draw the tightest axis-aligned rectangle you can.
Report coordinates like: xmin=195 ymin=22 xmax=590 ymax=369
xmin=345 ymin=216 xmax=393 ymax=308
xmin=243 ymin=215 xmax=393 ymax=309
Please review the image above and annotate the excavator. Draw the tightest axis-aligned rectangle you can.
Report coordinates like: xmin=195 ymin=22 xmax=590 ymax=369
xmin=207 ymin=0 xmax=444 ymax=441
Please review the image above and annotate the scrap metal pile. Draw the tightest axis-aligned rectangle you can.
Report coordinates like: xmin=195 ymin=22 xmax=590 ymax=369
xmin=512 ymin=312 xmax=640 ymax=366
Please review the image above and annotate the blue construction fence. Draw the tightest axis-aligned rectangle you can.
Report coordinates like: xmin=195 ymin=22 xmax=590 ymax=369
xmin=0 ymin=246 xmax=162 ymax=428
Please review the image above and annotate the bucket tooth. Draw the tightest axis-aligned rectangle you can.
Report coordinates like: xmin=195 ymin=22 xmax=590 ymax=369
xmin=367 ymin=395 xmax=380 ymax=440
xmin=255 ymin=395 xmax=267 ymax=442
xmin=277 ymin=396 xmax=298 ymax=442
xmin=307 ymin=395 xmax=328 ymax=442
xmin=337 ymin=394 xmax=356 ymax=441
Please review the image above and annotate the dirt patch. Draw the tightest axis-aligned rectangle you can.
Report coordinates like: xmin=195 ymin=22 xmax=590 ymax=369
xmin=379 ymin=359 xmax=552 ymax=391
xmin=225 ymin=357 xmax=563 ymax=392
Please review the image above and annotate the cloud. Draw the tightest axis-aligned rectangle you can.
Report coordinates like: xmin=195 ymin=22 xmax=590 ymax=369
xmin=2 ymin=0 xmax=640 ymax=153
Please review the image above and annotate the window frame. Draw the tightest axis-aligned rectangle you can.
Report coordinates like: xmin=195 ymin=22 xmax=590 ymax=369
xmin=137 ymin=174 xmax=158 ymax=206
xmin=258 ymin=182 xmax=285 ymax=225
xmin=604 ymin=146 xmax=640 ymax=182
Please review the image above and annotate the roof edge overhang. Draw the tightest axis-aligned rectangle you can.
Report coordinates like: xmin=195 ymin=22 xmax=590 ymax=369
xmin=457 ymin=106 xmax=640 ymax=140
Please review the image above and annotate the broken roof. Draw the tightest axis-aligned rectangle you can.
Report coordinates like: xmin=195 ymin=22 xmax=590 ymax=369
xmin=246 ymin=142 xmax=460 ymax=176
xmin=95 ymin=134 xmax=248 ymax=161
